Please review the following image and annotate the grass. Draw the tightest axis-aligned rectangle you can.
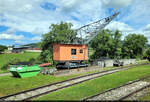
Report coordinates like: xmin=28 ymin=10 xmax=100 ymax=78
xmin=0 ymin=70 xmax=8 ymax=74
xmin=0 ymin=62 xmax=149 ymax=97
xmin=0 ymin=63 xmax=141 ymax=97
xmin=34 ymin=65 xmax=150 ymax=101
xmin=136 ymin=60 xmax=149 ymax=64
xmin=139 ymin=93 xmax=150 ymax=100
xmin=0 ymin=52 xmax=40 ymax=73
xmin=0 ymin=69 xmax=105 ymax=97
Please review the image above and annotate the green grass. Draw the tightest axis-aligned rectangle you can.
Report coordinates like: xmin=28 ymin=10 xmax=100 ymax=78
xmin=0 ymin=70 xmax=8 ymax=74
xmin=0 ymin=69 xmax=105 ymax=97
xmin=0 ymin=52 xmax=40 ymax=73
xmin=0 ymin=62 xmax=140 ymax=97
xmin=0 ymin=59 xmax=148 ymax=97
xmin=0 ymin=63 xmax=139 ymax=97
xmin=34 ymin=65 xmax=150 ymax=101
xmin=139 ymin=93 xmax=150 ymax=100
xmin=0 ymin=63 xmax=148 ymax=97
xmin=136 ymin=60 xmax=149 ymax=64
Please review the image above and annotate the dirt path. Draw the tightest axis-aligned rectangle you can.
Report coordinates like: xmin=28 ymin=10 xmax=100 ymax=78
xmin=0 ymin=73 xmax=11 ymax=77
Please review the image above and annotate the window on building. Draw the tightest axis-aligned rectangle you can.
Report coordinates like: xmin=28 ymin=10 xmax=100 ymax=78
xmin=71 ymin=49 xmax=76 ymax=55
xmin=80 ymin=49 xmax=83 ymax=53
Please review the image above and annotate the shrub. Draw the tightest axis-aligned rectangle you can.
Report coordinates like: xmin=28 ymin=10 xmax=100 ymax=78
xmin=1 ymin=63 xmax=9 ymax=70
xmin=29 ymin=58 xmax=36 ymax=64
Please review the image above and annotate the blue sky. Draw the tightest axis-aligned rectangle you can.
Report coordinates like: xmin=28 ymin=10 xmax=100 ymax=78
xmin=0 ymin=0 xmax=150 ymax=46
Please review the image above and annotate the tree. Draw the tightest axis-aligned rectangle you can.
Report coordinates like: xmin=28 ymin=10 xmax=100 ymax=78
xmin=110 ymin=30 xmax=122 ymax=58
xmin=40 ymin=22 xmax=77 ymax=63
xmin=146 ymin=48 xmax=150 ymax=57
xmin=90 ymin=29 xmax=114 ymax=59
xmin=145 ymin=48 xmax=150 ymax=61
xmin=122 ymin=34 xmax=148 ymax=58
xmin=0 ymin=45 xmax=7 ymax=54
xmin=90 ymin=29 xmax=122 ymax=59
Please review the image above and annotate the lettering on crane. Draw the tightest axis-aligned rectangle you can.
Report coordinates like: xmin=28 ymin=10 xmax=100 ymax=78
xmin=72 ymin=56 xmax=76 ymax=59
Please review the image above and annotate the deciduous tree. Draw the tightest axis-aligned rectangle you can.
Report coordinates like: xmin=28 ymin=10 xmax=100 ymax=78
xmin=0 ymin=45 xmax=7 ymax=54
xmin=122 ymin=34 xmax=148 ymax=58
xmin=41 ymin=22 xmax=77 ymax=63
xmin=91 ymin=29 xmax=113 ymax=59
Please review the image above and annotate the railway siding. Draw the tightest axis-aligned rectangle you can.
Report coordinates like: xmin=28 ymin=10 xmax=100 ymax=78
xmin=34 ymin=64 xmax=150 ymax=101
xmin=86 ymin=81 xmax=150 ymax=101
xmin=124 ymin=86 xmax=150 ymax=100
xmin=0 ymin=65 xmax=133 ymax=100
xmin=123 ymin=77 xmax=150 ymax=100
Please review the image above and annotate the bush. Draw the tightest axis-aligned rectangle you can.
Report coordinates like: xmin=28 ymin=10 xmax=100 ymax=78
xmin=33 ymin=56 xmax=43 ymax=64
xmin=1 ymin=63 xmax=9 ymax=70
xmin=29 ymin=58 xmax=36 ymax=64
xmin=40 ymin=50 xmax=53 ymax=63
xmin=0 ymin=45 xmax=7 ymax=54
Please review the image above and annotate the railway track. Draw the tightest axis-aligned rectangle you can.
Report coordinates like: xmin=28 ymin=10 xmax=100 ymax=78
xmin=120 ymin=81 xmax=150 ymax=100
xmin=83 ymin=74 xmax=150 ymax=101
xmin=0 ymin=63 xmax=149 ymax=101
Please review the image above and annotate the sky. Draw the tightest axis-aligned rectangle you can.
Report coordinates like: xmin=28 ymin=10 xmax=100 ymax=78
xmin=0 ymin=0 xmax=150 ymax=46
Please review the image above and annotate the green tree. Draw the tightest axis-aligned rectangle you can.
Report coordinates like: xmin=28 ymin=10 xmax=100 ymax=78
xmin=146 ymin=48 xmax=150 ymax=58
xmin=41 ymin=22 xmax=77 ymax=63
xmin=0 ymin=45 xmax=7 ymax=54
xmin=122 ymin=34 xmax=148 ymax=58
xmin=90 ymin=29 xmax=122 ymax=59
xmin=91 ymin=29 xmax=113 ymax=59
xmin=110 ymin=30 xmax=122 ymax=58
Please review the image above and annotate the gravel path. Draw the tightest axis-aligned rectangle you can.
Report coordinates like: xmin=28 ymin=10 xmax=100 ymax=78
xmin=0 ymin=73 xmax=11 ymax=77
xmin=87 ymin=81 xmax=150 ymax=101
xmin=55 ymin=66 xmax=101 ymax=76
xmin=124 ymin=86 xmax=150 ymax=100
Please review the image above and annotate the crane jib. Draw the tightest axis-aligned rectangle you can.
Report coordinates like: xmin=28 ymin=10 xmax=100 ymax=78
xmin=73 ymin=12 xmax=120 ymax=44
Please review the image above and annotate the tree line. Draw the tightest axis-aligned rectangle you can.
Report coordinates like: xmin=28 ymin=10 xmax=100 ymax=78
xmin=0 ymin=45 xmax=7 ymax=54
xmin=90 ymin=29 xmax=148 ymax=59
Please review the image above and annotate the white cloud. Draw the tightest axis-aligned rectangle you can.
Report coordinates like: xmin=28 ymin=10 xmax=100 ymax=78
xmin=14 ymin=40 xmax=24 ymax=44
xmin=143 ymin=24 xmax=150 ymax=31
xmin=31 ymin=36 xmax=41 ymax=41
xmin=0 ymin=0 xmax=37 ymax=13
xmin=102 ymin=0 xmax=134 ymax=9
xmin=59 ymin=0 xmax=86 ymax=12
xmin=0 ymin=0 xmax=106 ymax=34
xmin=106 ymin=21 xmax=150 ymax=41
xmin=0 ymin=33 xmax=24 ymax=40
xmin=106 ymin=21 xmax=134 ymax=32
xmin=120 ymin=0 xmax=150 ymax=28
xmin=0 ymin=0 xmax=53 ymax=34
xmin=0 ymin=0 xmax=150 ymax=44
xmin=2 ymin=28 xmax=17 ymax=34
xmin=140 ymin=24 xmax=150 ymax=39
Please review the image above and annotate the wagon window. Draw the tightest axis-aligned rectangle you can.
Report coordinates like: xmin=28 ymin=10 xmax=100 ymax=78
xmin=80 ymin=49 xmax=83 ymax=53
xmin=71 ymin=49 xmax=76 ymax=55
